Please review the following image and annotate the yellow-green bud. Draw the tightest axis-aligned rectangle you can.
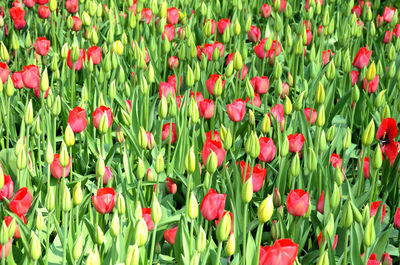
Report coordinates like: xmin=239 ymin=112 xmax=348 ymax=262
xmin=242 ymin=177 xmax=253 ymax=203
xmin=117 ymin=193 xmax=126 ymax=215
xmin=33 ymin=117 xmax=42 ymax=136
xmin=134 ymin=218 xmax=148 ymax=247
xmin=225 ymin=233 xmax=235 ymax=256
xmin=29 ymin=232 xmax=41 ymax=260
xmin=188 ymin=192 xmax=198 ymax=219
xmin=214 ymin=76 xmax=223 ymax=97
xmin=372 ymin=144 xmax=382 ymax=169
xmin=65 ymin=124 xmax=75 ymax=147
xmin=362 ymin=119 xmax=375 ymax=146
xmin=316 ymin=82 xmax=325 ymax=104
xmin=224 ymin=129 xmax=232 ymax=150
xmin=86 ymin=247 xmax=100 ymax=265
xmin=258 ymin=195 xmax=274 ymax=223
xmin=151 ymin=194 xmax=162 ymax=225
xmin=73 ymin=181 xmax=83 ymax=206
xmin=364 ymin=218 xmax=376 ymax=247
xmin=0 ymin=222 xmax=8 ymax=245
xmin=225 ymin=61 xmax=234 ymax=78
xmin=16 ymin=147 xmax=27 ymax=170
xmin=0 ymin=42 xmax=9 ymax=62
xmin=82 ymin=11 xmax=91 ymax=26
xmin=96 ymin=155 xmax=105 ymax=178
xmin=317 ymin=251 xmax=329 ymax=265
xmin=40 ymin=68 xmax=49 ymax=93
xmin=343 ymin=127 xmax=351 ymax=150
xmin=350 ymin=201 xmax=362 ymax=224
xmin=307 ymin=148 xmax=317 ymax=172
xmin=36 ymin=211 xmax=45 ymax=231
xmin=261 ymin=114 xmax=271 ymax=134
xmin=284 ymin=97 xmax=292 ymax=115
xmin=245 ymin=131 xmax=260 ymax=159
xmin=280 ymin=135 xmax=289 ymax=157
xmin=72 ymin=236 xmax=83 ymax=260
xmin=5 ymin=77 xmax=15 ymax=97
xmin=25 ymin=100 xmax=34 ymax=125
xmin=138 ymin=127 xmax=148 ymax=149
xmin=317 ymin=105 xmax=325 ymax=127
xmin=52 ymin=96 xmax=61 ymax=115
xmin=342 ymin=201 xmax=353 ymax=229
xmin=155 ymin=153 xmax=165 ymax=174
xmin=185 ymin=147 xmax=196 ymax=174
xmin=62 ymin=185 xmax=72 ymax=212
xmin=136 ymin=158 xmax=145 ymax=179
xmin=366 ymin=61 xmax=376 ymax=82
xmin=206 ymin=151 xmax=218 ymax=174
xmin=319 ymin=130 xmax=328 ymax=152
xmin=45 ymin=188 xmax=56 ymax=211
xmin=186 ymin=65 xmax=194 ymax=87
xmin=325 ymin=213 xmax=334 ymax=237
xmin=374 ymin=89 xmax=386 ymax=108
xmin=98 ymin=114 xmax=109 ymax=134
xmin=326 ymin=125 xmax=335 ymax=142
xmin=196 ymin=226 xmax=207 ymax=252
xmin=110 ymin=212 xmax=120 ymax=237
xmin=233 ymin=50 xmax=243 ymax=71
xmin=294 ymin=91 xmax=305 ymax=111
xmin=159 ymin=96 xmax=168 ymax=119
xmin=126 ymin=244 xmax=140 ymax=265
xmin=362 ymin=205 xmax=371 ymax=227
xmin=290 ymin=153 xmax=300 ymax=177
xmin=330 ymin=183 xmax=340 ymax=209
xmin=216 ymin=212 xmax=231 ymax=242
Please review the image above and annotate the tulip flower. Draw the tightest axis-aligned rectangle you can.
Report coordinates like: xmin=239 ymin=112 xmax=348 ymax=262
xmin=248 ymin=25 xmax=261 ymax=43
xmin=0 ymin=175 xmax=14 ymax=200
xmin=286 ymin=189 xmax=309 ymax=217
xmin=34 ymin=37 xmax=50 ymax=56
xmin=254 ymin=38 xmax=282 ymax=61
xmin=0 ymin=63 xmax=10 ymax=84
xmin=259 ymin=137 xmax=276 ymax=163
xmin=87 ymin=46 xmax=102 ymax=65
xmin=162 ymin=24 xmax=175 ymax=41
xmin=352 ymin=47 xmax=372 ymax=70
xmin=206 ymin=74 xmax=225 ymax=96
xmin=201 ymin=139 xmax=226 ymax=167
xmin=394 ymin=208 xmax=400 ymax=230
xmin=376 ymin=118 xmax=399 ymax=165
xmin=141 ymin=9 xmax=153 ymax=24
xmin=92 ymin=187 xmax=116 ymax=214
xmin=217 ymin=18 xmax=231 ymax=34
xmin=21 ymin=65 xmax=40 ymax=89
xmin=259 ymin=238 xmax=298 ymax=265
xmin=65 ymin=0 xmax=78 ymax=14
xmin=215 ymin=211 xmax=233 ymax=234
xmin=260 ymin=4 xmax=272 ymax=18
xmin=38 ymin=5 xmax=50 ymax=19
xmin=238 ymin=161 xmax=266 ymax=192
xmin=9 ymin=187 xmax=32 ymax=216
xmin=200 ymin=188 xmax=226 ymax=221
xmin=370 ymin=201 xmax=385 ymax=223
xmin=198 ymin=99 xmax=215 ymax=119
xmin=383 ymin=7 xmax=396 ymax=23
xmin=287 ymin=133 xmax=305 ymax=153
xmin=162 ymin=123 xmax=177 ymax=144
xmin=4 ymin=215 xmax=27 ymax=239
xmin=68 ymin=106 xmax=88 ymax=133
xmin=362 ymin=75 xmax=379 ymax=93
xmin=304 ymin=108 xmax=317 ymax=124
xmin=250 ymin=76 xmax=270 ymax=94
xmin=71 ymin=16 xmax=82 ymax=31
xmin=92 ymin=106 xmax=113 ymax=130
xmin=9 ymin=6 xmax=26 ymax=30
xmin=317 ymin=232 xmax=338 ymax=250
xmin=67 ymin=48 xmax=86 ymax=71
xmin=164 ymin=226 xmax=178 ymax=245
xmin=50 ymin=154 xmax=72 ymax=178
xmin=142 ymin=208 xmax=154 ymax=231
xmin=167 ymin=7 xmax=179 ymax=25
xmin=165 ymin=177 xmax=177 ymax=194
xmin=227 ymin=99 xmax=246 ymax=122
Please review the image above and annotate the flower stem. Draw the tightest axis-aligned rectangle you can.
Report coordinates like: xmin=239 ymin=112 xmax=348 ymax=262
xmin=148 ymin=223 xmax=158 ymax=265
xmin=256 ymin=223 xmax=264 ymax=265
xmin=215 ymin=241 xmax=223 ymax=265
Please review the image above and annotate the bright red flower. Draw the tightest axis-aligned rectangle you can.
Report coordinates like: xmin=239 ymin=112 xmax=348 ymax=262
xmin=287 ymin=133 xmax=305 ymax=153
xmin=352 ymin=47 xmax=372 ymax=70
xmin=317 ymin=191 xmax=324 ymax=214
xmin=72 ymin=16 xmax=82 ymax=31
xmin=254 ymin=38 xmax=282 ymax=61
xmin=34 ymin=37 xmax=50 ymax=56
xmin=199 ymin=99 xmax=215 ymax=119
xmin=0 ymin=175 xmax=14 ymax=200
xmin=9 ymin=6 xmax=26 ymax=30
xmin=167 ymin=7 xmax=179 ymax=25
xmin=142 ymin=208 xmax=154 ymax=231
xmin=0 ymin=63 xmax=10 ymax=84
xmin=363 ymin=253 xmax=380 ymax=265
xmin=227 ymin=99 xmax=246 ymax=122
xmin=305 ymin=0 xmax=323 ymax=11
xmin=168 ymin=56 xmax=179 ymax=70
xmin=381 ymin=253 xmax=392 ymax=265
xmin=260 ymin=4 xmax=272 ymax=18
xmin=205 ymin=130 xmax=221 ymax=142
xmin=248 ymin=25 xmax=261 ymax=43
xmin=65 ymin=0 xmax=78 ymax=14
xmin=330 ymin=153 xmax=343 ymax=169
xmin=162 ymin=123 xmax=177 ymax=144
xmin=9 ymin=187 xmax=32 ymax=216
xmin=250 ymin=76 xmax=270 ymax=94
xmin=68 ymin=107 xmax=87 ymax=133
xmin=304 ymin=108 xmax=317 ymax=124
xmin=238 ymin=161 xmax=266 ymax=192
xmin=269 ymin=103 xmax=285 ymax=131
xmin=201 ymin=139 xmax=226 ymax=167
xmin=322 ymin=50 xmax=334 ymax=66
xmin=200 ymin=188 xmax=226 ymax=221
xmin=22 ymin=65 xmax=40 ymax=89
xmin=100 ymin=166 xmax=113 ymax=186
xmin=370 ymin=201 xmax=386 ymax=223
xmin=206 ymin=74 xmax=225 ymax=96
xmin=377 ymin=118 xmax=398 ymax=141
xmin=259 ymin=238 xmax=298 ymax=265
xmin=0 ymin=239 xmax=11 ymax=259
xmin=362 ymin=75 xmax=379 ymax=93
xmin=24 ymin=0 xmax=35 ymax=8
xmin=383 ymin=7 xmax=396 ymax=23
xmin=159 ymin=81 xmax=176 ymax=99
xmin=286 ymin=189 xmax=309 ymax=217
xmin=363 ymin=157 xmax=370 ymax=179
xmin=38 ymin=5 xmax=50 ymax=19
xmin=162 ymin=24 xmax=175 ymax=41
xmin=50 ymin=154 xmax=72 ymax=179
xmin=246 ymin=93 xmax=261 ymax=107
xmin=317 ymin=232 xmax=338 ymax=250
xmin=67 ymin=48 xmax=86 ymax=71
xmin=217 ymin=18 xmax=231 ymax=34
xmin=215 ymin=211 xmax=233 ymax=234
xmin=383 ymin=30 xmax=393 ymax=44
xmin=34 ymin=0 xmax=48 ymax=4
xmin=395 ymin=208 xmax=400 ymax=229
xmin=165 ymin=177 xmax=177 ymax=194
xmin=141 ymin=8 xmax=153 ymax=24
xmin=92 ymin=187 xmax=116 ymax=214
xmin=87 ymin=46 xmax=102 ymax=65
xmin=92 ymin=106 xmax=113 ymax=129
xmin=164 ymin=226 xmax=178 ymax=245
xmin=259 ymin=137 xmax=276 ymax=163
xmin=351 ymin=5 xmax=362 ymax=17
xmin=351 ymin=70 xmax=359 ymax=86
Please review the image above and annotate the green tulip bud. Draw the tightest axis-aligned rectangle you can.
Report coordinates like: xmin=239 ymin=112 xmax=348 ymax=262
xmin=186 ymin=65 xmax=194 ymax=88
xmin=115 ymin=194 xmax=125 ymax=216
xmin=73 ymin=181 xmax=83 ymax=206
xmin=158 ymin=97 xmax=168 ymax=119
xmin=317 ymin=105 xmax=325 ymax=127
xmin=224 ymin=129 xmax=232 ymax=150
xmin=216 ymin=212 xmax=231 ymax=242
xmin=362 ymin=205 xmax=371 ymax=227
xmin=374 ymin=89 xmax=386 ymax=108
xmin=362 ymin=119 xmax=375 ymax=146
xmin=294 ymin=91 xmax=305 ymax=111
xmin=189 ymin=97 xmax=199 ymax=123
xmin=342 ymin=200 xmax=354 ymax=229
xmin=52 ymin=96 xmax=61 ymax=116
xmin=72 ymin=235 xmax=83 ymax=260
xmin=290 ymin=153 xmax=300 ymax=177
xmin=151 ymin=194 xmax=162 ymax=225
xmin=242 ymin=177 xmax=253 ymax=203
xmin=65 ymin=124 xmax=75 ymax=147
xmin=325 ymin=213 xmax=334 ymax=237
xmin=280 ymin=135 xmax=289 ymax=157
xmin=45 ymin=188 xmax=56 ymax=211
xmin=126 ymin=244 xmax=140 ymax=265
xmin=29 ymin=232 xmax=41 ymax=260
xmin=196 ymin=226 xmax=207 ymax=252
xmin=363 ymin=218 xmax=376 ymax=247
xmin=86 ymin=247 xmax=100 ymax=265
xmin=319 ymin=130 xmax=328 ymax=152
xmin=317 ymin=251 xmax=329 ymax=265
xmin=0 ymin=42 xmax=9 ymax=62
xmin=326 ymin=125 xmax=335 ymax=142
xmin=258 ymin=195 xmax=274 ymax=223
xmin=381 ymin=104 xmax=391 ymax=119
xmin=33 ymin=117 xmax=42 ymax=136
xmin=185 ymin=147 xmax=196 ymax=174
xmin=307 ymin=148 xmax=317 ymax=172
xmin=372 ymin=144 xmax=382 ymax=169
xmin=206 ymin=151 xmax=218 ymax=174
xmin=325 ymin=61 xmax=336 ymax=80
xmin=222 ymin=25 xmax=231 ymax=43
xmin=350 ymin=201 xmax=362 ymax=224
xmin=134 ymin=218 xmax=148 ymax=247
xmin=95 ymin=155 xmax=105 ymax=178
xmin=17 ymin=147 xmax=27 ymax=170
xmin=24 ymin=100 xmax=34 ymax=126
xmin=138 ymin=127 xmax=148 ymax=149
xmin=155 ymin=153 xmax=165 ymax=174
xmin=233 ymin=50 xmax=243 ymax=71
xmin=225 ymin=233 xmax=235 ymax=256
xmin=0 ymin=222 xmax=8 ymax=245
xmin=330 ymin=183 xmax=340 ymax=209
xmin=62 ymin=185 xmax=72 ymax=212
xmin=261 ymin=114 xmax=271 ymax=134
xmin=245 ymin=131 xmax=260 ymax=159
xmin=188 ymin=192 xmax=198 ymax=219
xmin=316 ymin=82 xmax=325 ymax=104
xmin=35 ymin=211 xmax=45 ymax=231
xmin=110 ymin=212 xmax=120 ymax=237
xmin=235 ymin=19 xmax=242 ymax=35
xmin=334 ymin=166 xmax=343 ymax=186
xmin=284 ymin=97 xmax=292 ymax=115
xmin=5 ymin=77 xmax=15 ymax=97
xmin=366 ymin=61 xmax=376 ymax=82
xmin=343 ymin=127 xmax=351 ymax=150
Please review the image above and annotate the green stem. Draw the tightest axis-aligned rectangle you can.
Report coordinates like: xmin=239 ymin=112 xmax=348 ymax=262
xmin=242 ymin=203 xmax=248 ymax=264
xmin=148 ymin=223 xmax=158 ymax=265
xmin=45 ymin=211 xmax=51 ymax=265
xmin=62 ymin=211 xmax=68 ymax=265
xmin=189 ymin=220 xmax=194 ymax=258
xmin=256 ymin=223 xmax=265 ymax=265
xmin=342 ymin=229 xmax=349 ymax=265
xmin=215 ymin=241 xmax=223 ymax=265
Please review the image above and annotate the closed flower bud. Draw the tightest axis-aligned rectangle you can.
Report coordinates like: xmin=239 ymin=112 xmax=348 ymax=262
xmin=372 ymin=144 xmax=382 ymax=169
xmin=36 ymin=211 xmax=45 ymax=231
xmin=342 ymin=200 xmax=353 ymax=229
xmin=155 ymin=153 xmax=165 ymax=174
xmin=185 ymin=147 xmax=196 ymax=174
xmin=381 ymin=104 xmax=391 ymax=119
xmin=189 ymin=97 xmax=199 ymax=123
xmin=350 ymin=201 xmax=362 ymax=224
xmin=0 ymin=42 xmax=9 ymax=62
xmin=188 ymin=192 xmax=198 ymax=219
xmin=62 ymin=185 xmax=72 ymax=212
xmin=242 ymin=177 xmax=253 ymax=203
xmin=213 ymin=76 xmax=223 ymax=97
xmin=151 ymin=194 xmax=162 ymax=225
xmin=316 ymin=105 xmax=325 ymax=127
xmin=364 ymin=218 xmax=376 ymax=247
xmin=39 ymin=68 xmax=50 ymax=93
xmin=258 ymin=195 xmax=274 ymax=223
xmin=96 ymin=155 xmax=105 ymax=178
xmin=374 ymin=90 xmax=386 ymax=108
xmin=0 ymin=222 xmax=8 ymax=245
xmin=73 ymin=181 xmax=83 ymax=205
xmin=17 ymin=147 xmax=27 ymax=170
xmin=29 ymin=232 xmax=41 ymax=260
xmin=6 ymin=78 xmax=15 ymax=97
xmin=65 ymin=124 xmax=75 ymax=147
xmin=126 ymin=244 xmax=140 ymax=265
xmin=326 ymin=125 xmax=335 ymax=142
xmin=158 ymin=97 xmax=168 ymax=119
xmin=290 ymin=153 xmax=301 ymax=177
xmin=280 ymin=135 xmax=289 ymax=157
xmin=45 ymin=188 xmax=56 ymax=211
xmin=117 ymin=193 xmax=126 ymax=215
xmin=233 ymin=50 xmax=243 ymax=71
xmin=86 ymin=247 xmax=100 ymax=265
xmin=196 ymin=226 xmax=206 ymax=252
xmin=137 ymin=158 xmax=145 ymax=179
xmin=138 ymin=127 xmax=148 ymax=149
xmin=325 ymin=213 xmax=334 ymax=237
xmin=335 ymin=166 xmax=343 ymax=186
xmin=366 ymin=61 xmax=376 ymax=82
xmin=225 ymin=61 xmax=234 ymax=77
xmin=34 ymin=117 xmax=42 ymax=136
xmin=234 ymin=19 xmax=242 ymax=35
xmin=317 ymin=251 xmax=329 ymax=265
xmin=110 ymin=211 xmax=120 ymax=237
xmin=25 ymin=100 xmax=34 ymax=126
xmin=330 ymin=183 xmax=340 ymax=209
xmin=72 ymin=236 xmax=83 ymax=260
xmin=98 ymin=114 xmax=109 ymax=134
xmin=222 ymin=25 xmax=231 ymax=43
xmin=82 ymin=12 xmax=91 ymax=26
xmin=52 ymin=96 xmax=61 ymax=116
xmin=261 ymin=114 xmax=271 ymax=134
xmin=320 ymin=130 xmax=328 ymax=152
xmin=343 ymin=127 xmax=351 ymax=150
xmin=216 ymin=212 xmax=231 ymax=242
xmin=362 ymin=205 xmax=370 ymax=227
xmin=224 ymin=233 xmax=235 ymax=256
xmin=294 ymin=91 xmax=305 ymax=111
xmin=326 ymin=61 xmax=336 ymax=80
xmin=245 ymin=131 xmax=260 ymax=159
xmin=224 ymin=129 xmax=232 ymax=150
xmin=316 ymin=82 xmax=325 ymax=105
xmin=248 ymin=110 xmax=255 ymax=126
xmin=186 ymin=65 xmax=194 ymax=88
xmin=134 ymin=218 xmax=148 ymax=247
xmin=307 ymin=148 xmax=317 ymax=172
xmin=206 ymin=151 xmax=218 ymax=174
xmin=362 ymin=119 xmax=375 ymax=146
xmin=284 ymin=97 xmax=292 ymax=115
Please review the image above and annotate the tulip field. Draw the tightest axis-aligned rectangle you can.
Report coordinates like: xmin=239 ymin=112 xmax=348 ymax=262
xmin=1 ymin=0 xmax=400 ymax=264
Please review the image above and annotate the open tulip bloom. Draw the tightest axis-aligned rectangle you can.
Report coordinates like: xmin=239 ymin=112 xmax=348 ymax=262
xmin=0 ymin=0 xmax=400 ymax=264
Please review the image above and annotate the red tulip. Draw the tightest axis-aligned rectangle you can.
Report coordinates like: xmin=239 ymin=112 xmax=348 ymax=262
xmin=22 ymin=65 xmax=40 ymax=89
xmin=162 ymin=123 xmax=177 ymax=144
xmin=352 ymin=47 xmax=372 ymax=70
xmin=164 ymin=226 xmax=178 ymax=245
xmin=100 ymin=166 xmax=113 ymax=186
xmin=11 ymin=71 xmax=24 ymax=89
xmin=215 ymin=211 xmax=233 ymax=234
xmin=317 ymin=191 xmax=324 ymax=214
xmin=141 ymin=8 xmax=153 ymax=24
xmin=269 ymin=103 xmax=285 ymax=131
xmin=142 ymin=208 xmax=154 ymax=231
xmin=35 ymin=0 xmax=49 ymax=4
xmin=227 ymin=99 xmax=246 ymax=122
xmin=287 ymin=133 xmax=305 ymax=153
xmin=71 ymin=16 xmax=82 ymax=31
xmin=198 ymin=99 xmax=215 ymax=119
xmin=0 ymin=63 xmax=10 ymax=84
xmin=167 ymin=74 xmax=181 ymax=90
xmin=351 ymin=70 xmax=359 ymax=86
xmin=395 ymin=208 xmax=400 ymax=229
xmin=370 ymin=201 xmax=385 ymax=223
xmin=363 ymin=157 xmax=370 ymax=178
xmin=87 ymin=46 xmax=102 ymax=65
xmin=177 ymin=26 xmax=185 ymax=39
xmin=165 ymin=177 xmax=177 ymax=194
xmin=201 ymin=139 xmax=226 ymax=167
xmin=362 ymin=253 xmax=380 ymax=265
xmin=191 ymin=91 xmax=204 ymax=105
xmin=383 ymin=30 xmax=393 ymax=44
xmin=317 ymin=232 xmax=338 ymax=250
xmin=254 ymin=38 xmax=282 ymax=61
xmin=286 ymin=189 xmax=309 ymax=217
xmin=92 ymin=106 xmax=113 ymax=129
xmin=34 ymin=37 xmax=50 ymax=56
xmin=50 ymin=154 xmax=72 ymax=178
xmin=24 ymin=0 xmax=35 ymax=8
xmin=162 ymin=24 xmax=175 ymax=41
xmin=4 ymin=215 xmax=26 ymax=239
xmin=205 ymin=130 xmax=221 ymax=142
xmin=68 ymin=106 xmax=87 ymax=133
xmin=33 ymin=86 xmax=49 ymax=99
xmin=377 ymin=118 xmax=398 ymax=141
xmin=259 ymin=238 xmax=298 ymax=265
xmin=206 ymin=74 xmax=225 ymax=96
xmin=159 ymin=82 xmax=176 ymax=99
xmin=9 ymin=187 xmax=32 ymax=216
xmin=38 ymin=5 xmax=50 ymax=19
xmin=217 ymin=18 xmax=231 ymax=34
xmin=238 ymin=161 xmax=266 ymax=192
xmin=362 ymin=75 xmax=379 ymax=93
xmin=65 ymin=0 xmax=78 ymax=14
xmin=250 ymin=76 xmax=270 ymax=94
xmin=259 ymin=137 xmax=276 ymax=163
xmin=322 ymin=50 xmax=334 ymax=66
xmin=67 ymin=48 xmax=86 ymax=71
xmin=0 ymin=175 xmax=14 ymax=200
xmin=9 ymin=6 xmax=26 ymax=30
xmin=245 ymin=93 xmax=261 ymax=107
xmin=198 ymin=42 xmax=224 ymax=61
xmin=248 ymin=25 xmax=261 ymax=43
xmin=260 ymin=4 xmax=272 ymax=18
xmin=351 ymin=5 xmax=362 ymax=17
xmin=383 ymin=6 xmax=396 ymax=23
xmin=304 ymin=108 xmax=317 ymax=124
xmin=204 ymin=19 xmax=216 ymax=34
xmin=167 ymin=7 xmax=179 ymax=25
xmin=168 ymin=56 xmax=179 ymax=70
xmin=200 ymin=188 xmax=226 ymax=221
xmin=92 ymin=187 xmax=116 ymax=214
xmin=226 ymin=53 xmax=248 ymax=80
xmin=273 ymin=0 xmax=287 ymax=12
xmin=381 ymin=253 xmax=392 ymax=265
xmin=393 ymin=24 xmax=400 ymax=37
